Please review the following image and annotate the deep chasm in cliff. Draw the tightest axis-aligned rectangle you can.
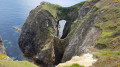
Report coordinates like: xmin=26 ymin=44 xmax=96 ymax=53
xmin=18 ymin=0 xmax=120 ymax=67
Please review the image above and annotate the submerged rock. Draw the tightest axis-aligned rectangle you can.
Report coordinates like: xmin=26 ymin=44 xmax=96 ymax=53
xmin=13 ymin=27 xmax=21 ymax=33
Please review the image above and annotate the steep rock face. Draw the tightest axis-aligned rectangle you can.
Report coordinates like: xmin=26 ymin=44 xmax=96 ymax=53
xmin=0 ymin=37 xmax=6 ymax=54
xmin=19 ymin=2 xmax=84 ymax=66
xmin=62 ymin=0 xmax=101 ymax=62
xmin=19 ymin=0 xmax=120 ymax=66
xmin=62 ymin=0 xmax=120 ymax=66
xmin=19 ymin=10 xmax=57 ymax=67
xmin=19 ymin=0 xmax=101 ymax=66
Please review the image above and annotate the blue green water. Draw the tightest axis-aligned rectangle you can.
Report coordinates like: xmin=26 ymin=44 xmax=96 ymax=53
xmin=0 ymin=0 xmax=85 ymax=60
xmin=0 ymin=0 xmax=39 ymax=60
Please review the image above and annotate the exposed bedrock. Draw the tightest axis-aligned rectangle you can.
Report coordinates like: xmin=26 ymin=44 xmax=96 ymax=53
xmin=18 ymin=1 xmax=81 ymax=66
xmin=19 ymin=0 xmax=103 ymax=66
xmin=19 ymin=10 xmax=57 ymax=67
xmin=0 ymin=37 xmax=6 ymax=54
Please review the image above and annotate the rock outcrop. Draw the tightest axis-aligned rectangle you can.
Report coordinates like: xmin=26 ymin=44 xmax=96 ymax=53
xmin=19 ymin=0 xmax=120 ymax=67
xmin=19 ymin=2 xmax=84 ymax=67
xmin=62 ymin=0 xmax=101 ymax=62
xmin=19 ymin=10 xmax=57 ymax=67
xmin=0 ymin=37 xmax=6 ymax=54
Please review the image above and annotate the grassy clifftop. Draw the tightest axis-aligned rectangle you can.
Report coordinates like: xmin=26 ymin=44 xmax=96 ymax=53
xmin=35 ymin=1 xmax=86 ymax=20
xmin=0 ymin=54 xmax=38 ymax=67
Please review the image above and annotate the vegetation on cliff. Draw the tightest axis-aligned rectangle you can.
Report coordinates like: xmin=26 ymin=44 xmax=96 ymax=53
xmin=0 ymin=54 xmax=8 ymax=60
xmin=40 ymin=1 xmax=86 ymax=20
xmin=92 ymin=0 xmax=120 ymax=66
xmin=60 ymin=0 xmax=120 ymax=67
xmin=18 ymin=0 xmax=120 ymax=67
xmin=0 ymin=60 xmax=38 ymax=67
xmin=95 ymin=0 xmax=120 ymax=50
xmin=64 ymin=64 xmax=84 ymax=67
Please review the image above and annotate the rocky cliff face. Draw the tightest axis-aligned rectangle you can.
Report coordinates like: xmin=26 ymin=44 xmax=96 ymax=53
xmin=62 ymin=0 xmax=101 ymax=62
xmin=0 ymin=37 xmax=6 ymax=54
xmin=19 ymin=10 xmax=57 ymax=67
xmin=19 ymin=0 xmax=120 ymax=67
xmin=19 ymin=2 xmax=84 ymax=67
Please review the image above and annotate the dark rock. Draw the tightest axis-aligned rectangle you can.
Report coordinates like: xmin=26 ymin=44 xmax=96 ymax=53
xmin=18 ymin=2 xmax=81 ymax=66
xmin=0 ymin=37 xmax=6 ymax=54
xmin=95 ymin=43 xmax=107 ymax=49
xmin=19 ymin=10 xmax=57 ymax=67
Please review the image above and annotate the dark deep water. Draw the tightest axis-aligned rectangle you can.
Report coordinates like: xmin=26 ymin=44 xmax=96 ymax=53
xmin=0 ymin=0 xmax=85 ymax=60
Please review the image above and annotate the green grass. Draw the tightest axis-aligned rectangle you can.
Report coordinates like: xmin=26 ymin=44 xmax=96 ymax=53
xmin=73 ymin=19 xmax=78 ymax=24
xmin=42 ymin=3 xmax=61 ymax=19
xmin=0 ymin=60 xmax=38 ymax=67
xmin=94 ymin=7 xmax=120 ymax=49
xmin=42 ymin=40 xmax=52 ymax=51
xmin=40 ymin=1 xmax=86 ymax=20
xmin=0 ymin=54 xmax=8 ymax=60
xmin=94 ymin=51 xmax=120 ymax=58
xmin=64 ymin=63 xmax=84 ymax=67
xmin=92 ymin=55 xmax=120 ymax=67
xmin=99 ymin=6 xmax=109 ymax=11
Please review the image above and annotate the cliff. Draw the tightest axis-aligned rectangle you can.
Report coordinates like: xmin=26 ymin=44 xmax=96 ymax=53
xmin=19 ymin=0 xmax=120 ymax=67
xmin=0 ymin=37 xmax=6 ymax=55
xmin=0 ymin=37 xmax=38 ymax=67
xmin=0 ymin=37 xmax=11 ymax=61
xmin=18 ymin=1 xmax=85 ymax=67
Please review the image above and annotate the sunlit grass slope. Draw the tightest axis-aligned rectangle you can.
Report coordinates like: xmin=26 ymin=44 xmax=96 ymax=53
xmin=64 ymin=64 xmax=84 ymax=67
xmin=0 ymin=54 xmax=38 ymax=67
xmin=0 ymin=54 xmax=8 ymax=60
xmin=0 ymin=60 xmax=38 ymax=67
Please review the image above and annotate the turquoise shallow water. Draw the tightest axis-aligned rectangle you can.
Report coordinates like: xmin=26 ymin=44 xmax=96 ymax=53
xmin=0 ymin=0 xmax=85 ymax=60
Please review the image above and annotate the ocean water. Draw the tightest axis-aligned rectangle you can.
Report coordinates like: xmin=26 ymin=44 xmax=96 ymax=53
xmin=0 ymin=0 xmax=85 ymax=60
xmin=0 ymin=0 xmax=40 ymax=60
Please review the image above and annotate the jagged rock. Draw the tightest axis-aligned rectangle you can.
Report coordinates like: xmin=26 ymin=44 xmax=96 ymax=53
xmin=19 ymin=10 xmax=57 ymax=67
xmin=62 ymin=0 xmax=101 ymax=62
xmin=19 ymin=0 xmax=120 ymax=67
xmin=19 ymin=2 xmax=84 ymax=66
xmin=19 ymin=0 xmax=100 ymax=66
xmin=0 ymin=37 xmax=6 ymax=54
